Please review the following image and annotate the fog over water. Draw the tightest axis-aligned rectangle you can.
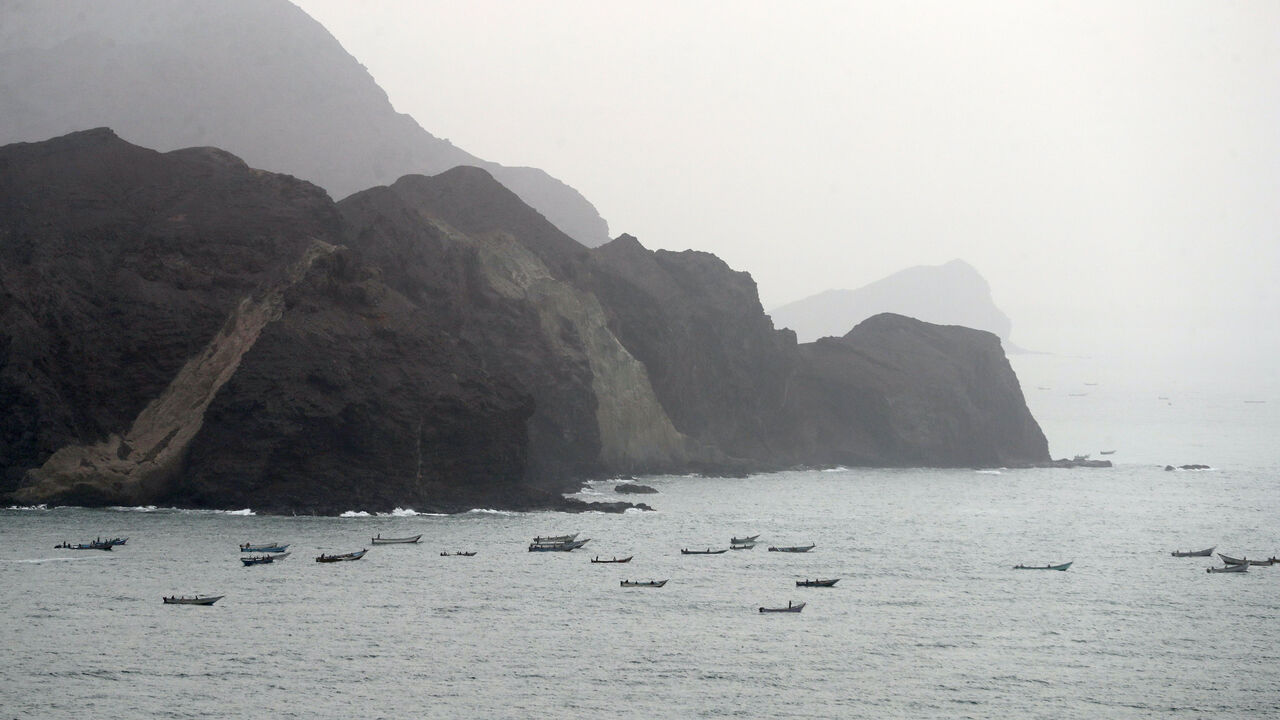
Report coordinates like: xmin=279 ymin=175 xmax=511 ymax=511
xmin=291 ymin=1 xmax=1280 ymax=396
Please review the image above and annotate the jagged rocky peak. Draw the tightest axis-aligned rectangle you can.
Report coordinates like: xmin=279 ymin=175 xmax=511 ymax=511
xmin=0 ymin=0 xmax=610 ymax=245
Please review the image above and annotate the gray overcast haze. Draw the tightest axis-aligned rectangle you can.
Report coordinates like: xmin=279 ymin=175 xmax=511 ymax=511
xmin=290 ymin=0 xmax=1279 ymax=394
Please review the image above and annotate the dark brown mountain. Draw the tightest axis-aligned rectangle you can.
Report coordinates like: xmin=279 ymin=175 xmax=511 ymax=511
xmin=1 ymin=131 xmax=1048 ymax=513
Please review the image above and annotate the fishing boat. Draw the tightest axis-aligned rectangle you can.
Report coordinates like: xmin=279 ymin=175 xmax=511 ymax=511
xmin=241 ymin=552 xmax=290 ymax=566
xmin=163 ymin=595 xmax=223 ymax=605
xmin=315 ymin=549 xmax=367 ymax=562
xmin=759 ymin=601 xmax=805 ymax=613
xmin=620 ymin=579 xmax=667 ymax=587
xmin=768 ymin=544 xmax=815 ymax=553
xmin=1013 ymin=562 xmax=1072 ymax=571
xmin=1099 ymin=450 xmax=1116 ymax=455
xmin=1171 ymin=546 xmax=1215 ymax=557
xmin=1218 ymin=553 xmax=1274 ymax=566
xmin=1207 ymin=564 xmax=1248 ymax=573
xmin=371 ymin=534 xmax=422 ymax=545
xmin=240 ymin=542 xmax=289 ymax=553
xmin=730 ymin=542 xmax=756 ymax=550
xmin=730 ymin=534 xmax=759 ymax=544
xmin=54 ymin=541 xmax=112 ymax=551
xmin=590 ymin=556 xmax=633 ymax=563
xmin=681 ymin=548 xmax=728 ymax=555
xmin=104 ymin=537 xmax=128 ymax=546
xmin=796 ymin=578 xmax=839 ymax=587
xmin=532 ymin=533 xmax=579 ymax=543
xmin=528 ymin=539 xmax=590 ymax=552
xmin=440 ymin=551 xmax=477 ymax=556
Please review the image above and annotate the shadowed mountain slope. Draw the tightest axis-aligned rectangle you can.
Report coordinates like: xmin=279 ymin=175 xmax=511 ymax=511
xmin=0 ymin=0 xmax=609 ymax=245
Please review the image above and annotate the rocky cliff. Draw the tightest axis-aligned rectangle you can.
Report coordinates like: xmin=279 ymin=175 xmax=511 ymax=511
xmin=0 ymin=0 xmax=610 ymax=245
xmin=1 ymin=131 xmax=1050 ymax=512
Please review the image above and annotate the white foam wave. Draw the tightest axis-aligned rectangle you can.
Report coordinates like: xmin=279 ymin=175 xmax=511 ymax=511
xmin=974 ymin=469 xmax=1003 ymax=475
xmin=384 ymin=508 xmax=420 ymax=517
xmin=5 ymin=504 xmax=48 ymax=511
xmin=221 ymin=508 xmax=255 ymax=515
xmin=822 ymin=466 xmax=851 ymax=473
xmin=340 ymin=510 xmax=372 ymax=518
xmin=466 ymin=508 xmax=518 ymax=516
xmin=108 ymin=505 xmax=160 ymax=512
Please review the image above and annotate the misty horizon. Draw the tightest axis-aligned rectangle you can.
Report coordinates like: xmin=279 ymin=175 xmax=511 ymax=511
xmin=288 ymin=0 xmax=1278 ymax=395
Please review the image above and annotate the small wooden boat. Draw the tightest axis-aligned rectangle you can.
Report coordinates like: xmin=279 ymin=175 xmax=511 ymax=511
xmin=532 ymin=533 xmax=579 ymax=543
xmin=163 ymin=595 xmax=223 ymax=605
xmin=730 ymin=534 xmax=759 ymax=544
xmin=54 ymin=541 xmax=112 ymax=551
xmin=1099 ymin=450 xmax=1116 ymax=455
xmin=759 ymin=601 xmax=805 ymax=613
xmin=240 ymin=542 xmax=289 ymax=553
xmin=590 ymin=556 xmax=632 ymax=563
xmin=1218 ymin=553 xmax=1274 ymax=566
xmin=796 ymin=578 xmax=839 ymax=587
xmin=1013 ymin=562 xmax=1072 ymax=571
xmin=440 ymin=551 xmax=477 ymax=556
xmin=103 ymin=537 xmax=128 ymax=546
xmin=620 ymin=579 xmax=667 ymax=587
xmin=1171 ymin=546 xmax=1215 ymax=557
xmin=1207 ymin=563 xmax=1248 ymax=573
xmin=315 ymin=549 xmax=367 ymax=563
xmin=681 ymin=548 xmax=728 ymax=555
xmin=730 ymin=542 xmax=756 ymax=550
xmin=528 ymin=539 xmax=590 ymax=552
xmin=768 ymin=544 xmax=815 ymax=553
xmin=371 ymin=534 xmax=422 ymax=544
xmin=241 ymin=552 xmax=290 ymax=566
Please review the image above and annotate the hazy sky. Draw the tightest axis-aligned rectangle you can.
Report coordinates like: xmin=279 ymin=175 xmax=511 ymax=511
xmin=291 ymin=1 xmax=1278 ymax=392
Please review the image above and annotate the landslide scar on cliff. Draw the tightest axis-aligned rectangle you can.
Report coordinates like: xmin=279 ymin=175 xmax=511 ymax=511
xmin=13 ymin=240 xmax=340 ymax=506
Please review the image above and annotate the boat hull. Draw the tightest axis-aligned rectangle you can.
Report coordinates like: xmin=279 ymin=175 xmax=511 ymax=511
xmin=315 ymin=549 xmax=367 ymax=562
xmin=163 ymin=595 xmax=223 ymax=605
xmin=759 ymin=602 xmax=805 ymax=613
xmin=1013 ymin=562 xmax=1072 ymax=571
xmin=240 ymin=543 xmax=289 ymax=553
xmin=371 ymin=535 xmax=422 ymax=544
xmin=1171 ymin=547 xmax=1215 ymax=557
xmin=768 ymin=545 xmax=815 ymax=553
xmin=620 ymin=580 xmax=667 ymax=587
xmin=797 ymin=579 xmax=839 ymax=587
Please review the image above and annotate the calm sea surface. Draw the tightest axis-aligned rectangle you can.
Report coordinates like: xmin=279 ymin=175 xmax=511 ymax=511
xmin=3 ymin=354 xmax=1278 ymax=719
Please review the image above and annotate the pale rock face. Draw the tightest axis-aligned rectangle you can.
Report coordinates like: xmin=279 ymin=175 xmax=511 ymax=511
xmin=470 ymin=231 xmax=690 ymax=472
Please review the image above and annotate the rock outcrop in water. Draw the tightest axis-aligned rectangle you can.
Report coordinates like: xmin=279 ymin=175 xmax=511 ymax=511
xmin=1 ymin=131 xmax=1050 ymax=513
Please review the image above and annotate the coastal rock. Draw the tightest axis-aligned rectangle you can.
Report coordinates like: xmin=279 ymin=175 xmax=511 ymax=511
xmin=2 ymin=131 xmax=1052 ymax=512
xmin=614 ymin=483 xmax=659 ymax=494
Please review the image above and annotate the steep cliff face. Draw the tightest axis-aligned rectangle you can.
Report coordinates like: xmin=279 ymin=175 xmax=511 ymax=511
xmin=340 ymin=171 xmax=691 ymax=482
xmin=584 ymin=235 xmax=801 ymax=468
xmin=1 ymin=131 xmax=546 ymax=512
xmin=0 ymin=0 xmax=610 ymax=245
xmin=787 ymin=313 xmax=1048 ymax=467
xmin=1 ymin=132 xmax=1050 ymax=512
xmin=0 ymin=128 xmax=341 ymax=496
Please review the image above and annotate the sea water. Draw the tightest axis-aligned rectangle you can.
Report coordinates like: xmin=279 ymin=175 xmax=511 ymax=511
xmin=2 ymin=354 xmax=1277 ymax=719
